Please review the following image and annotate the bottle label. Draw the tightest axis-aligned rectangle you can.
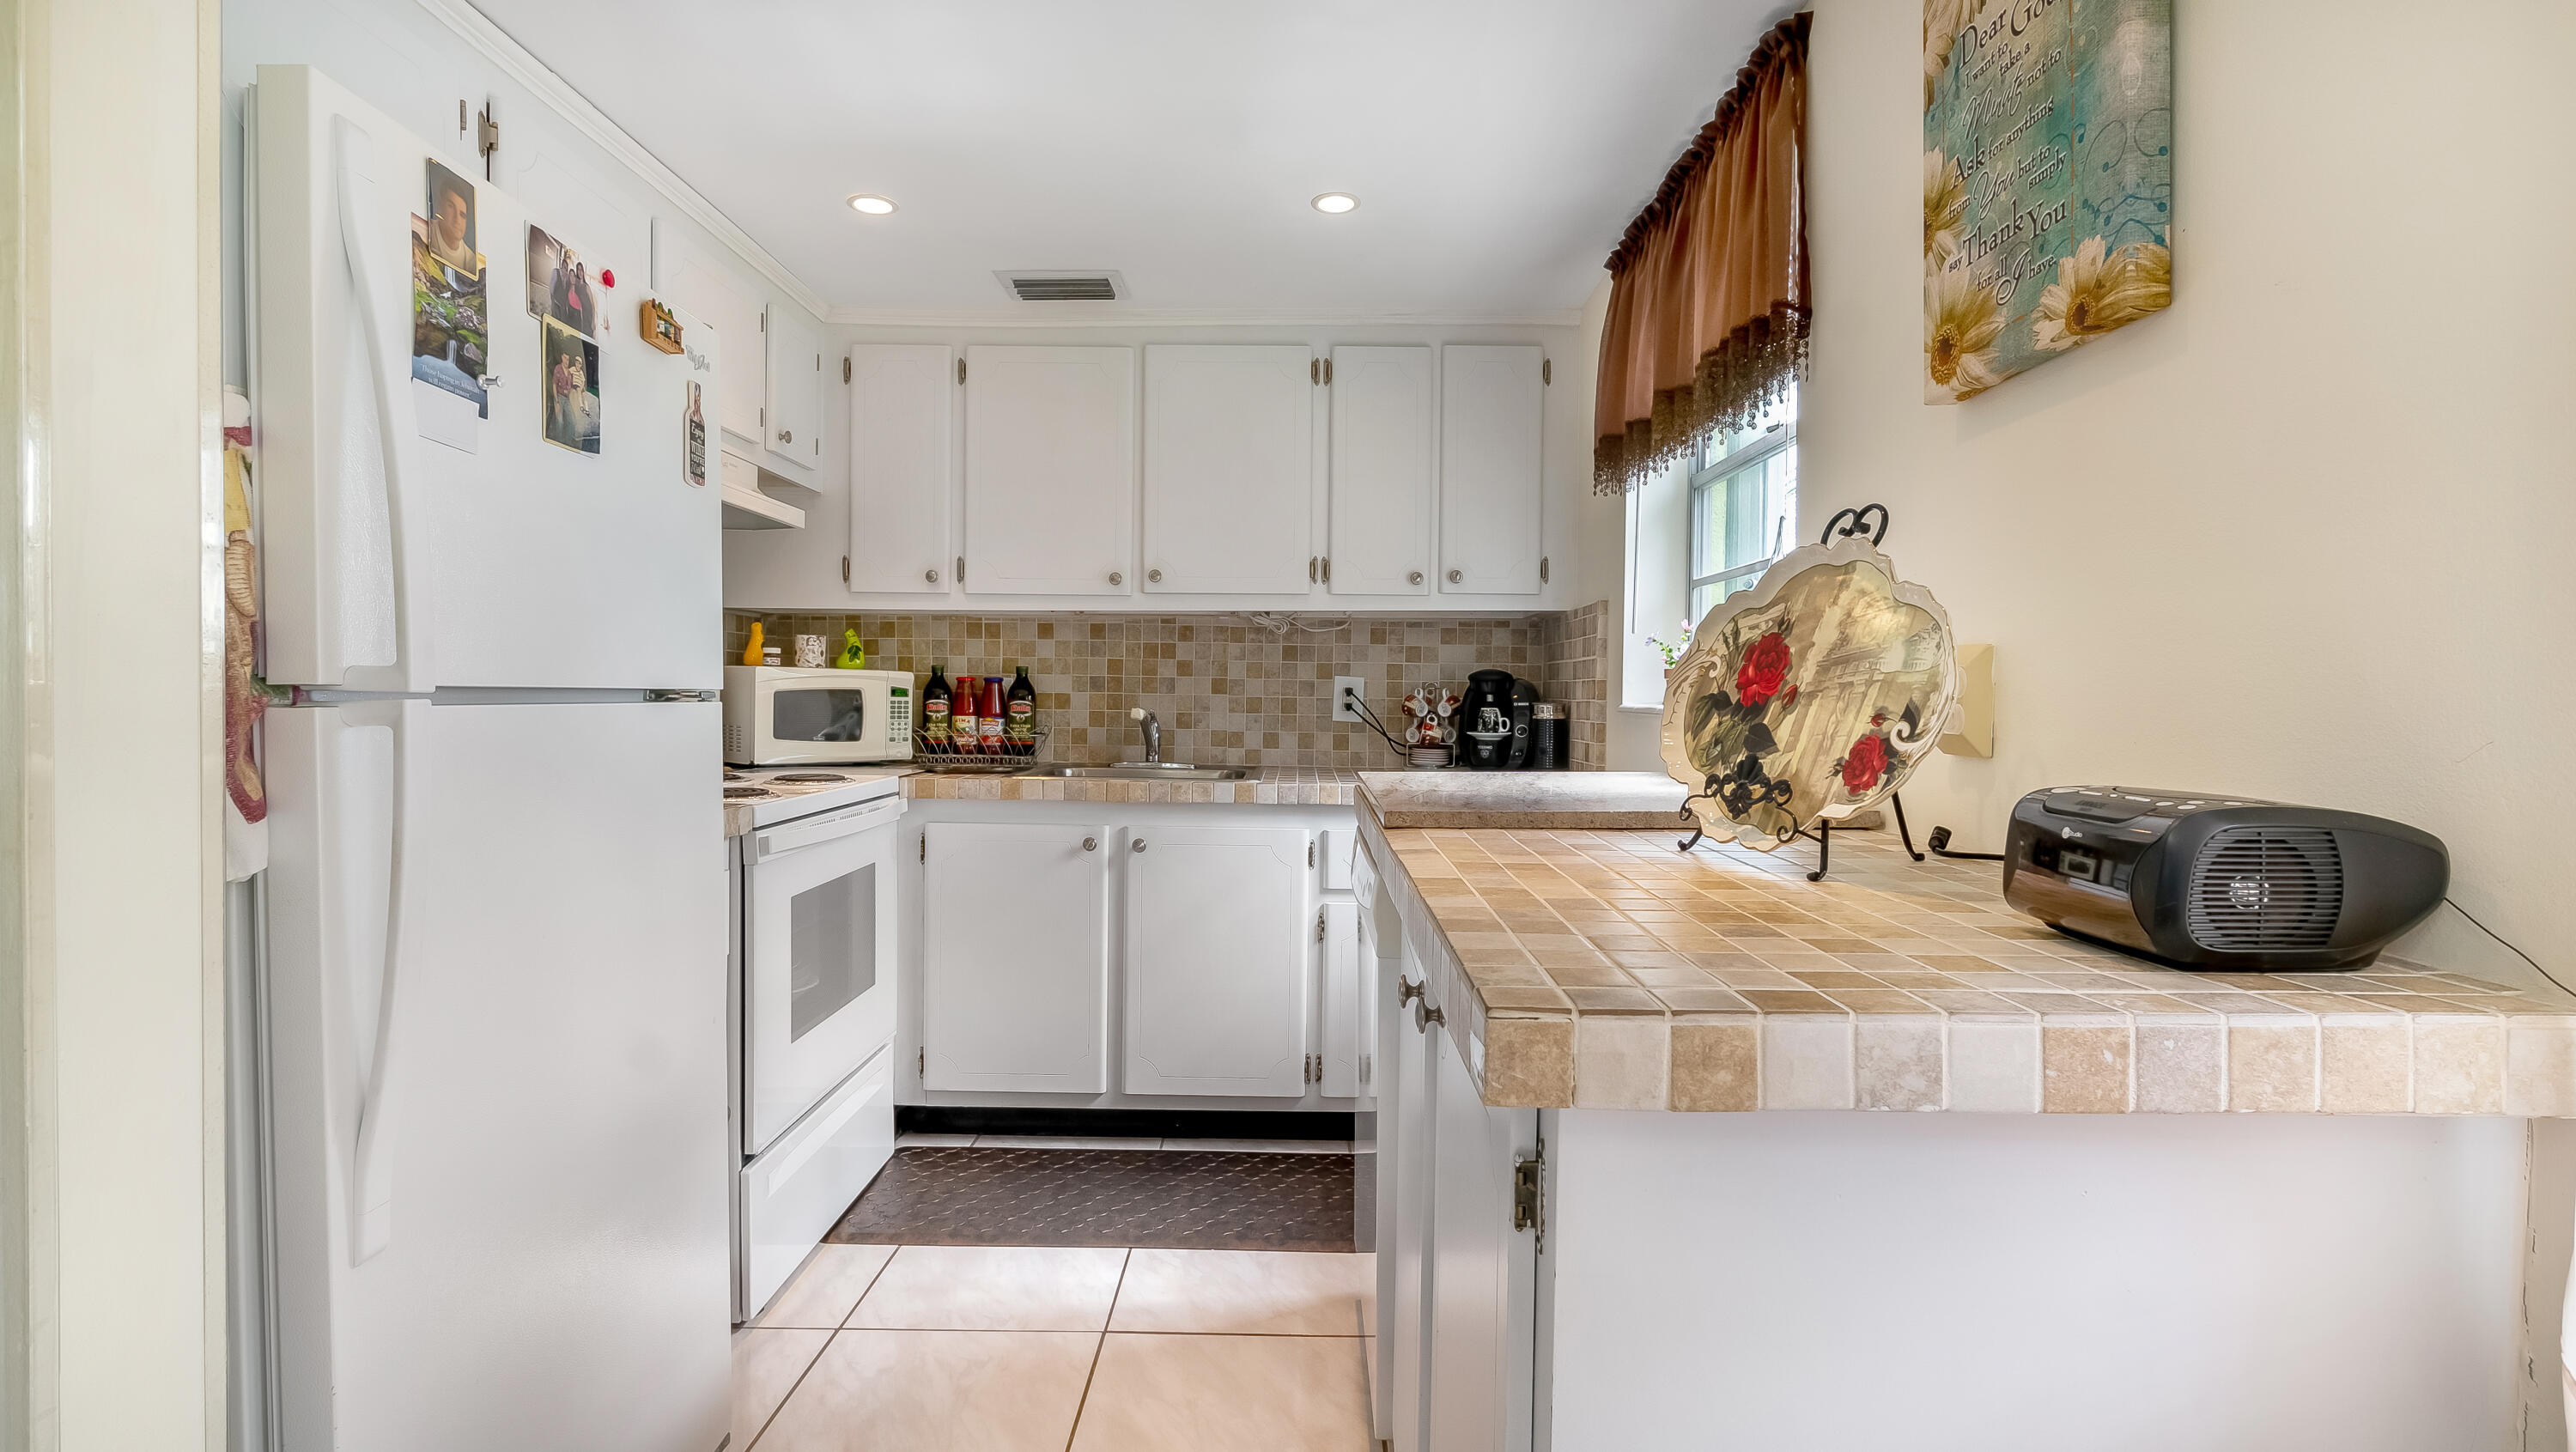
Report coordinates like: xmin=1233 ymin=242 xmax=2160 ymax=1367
xmin=979 ymin=716 xmax=1004 ymax=741
xmin=1006 ymin=700 xmax=1034 ymax=741
xmin=922 ymin=699 xmax=950 ymax=743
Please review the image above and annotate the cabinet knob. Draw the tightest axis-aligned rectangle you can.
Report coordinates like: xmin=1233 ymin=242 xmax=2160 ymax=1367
xmin=1407 ymin=570 xmax=1424 ymax=586
xmin=1414 ymin=999 xmax=1444 ymax=1033
xmin=1132 ymin=839 xmax=1147 ymax=853
xmin=1082 ymin=836 xmax=1097 ymax=852
xmin=777 ymin=428 xmax=793 ymax=444
xmin=1446 ymin=568 xmax=1462 ymax=585
xmin=1147 ymin=568 xmax=1163 ymax=584
xmin=1397 ymin=979 xmax=1425 ymax=1005
xmin=1109 ymin=570 xmax=1124 ymax=586
xmin=925 ymin=568 xmax=940 ymax=584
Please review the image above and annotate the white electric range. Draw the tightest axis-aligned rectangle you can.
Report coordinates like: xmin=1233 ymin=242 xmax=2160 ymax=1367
xmin=722 ymin=766 xmax=910 ymax=1321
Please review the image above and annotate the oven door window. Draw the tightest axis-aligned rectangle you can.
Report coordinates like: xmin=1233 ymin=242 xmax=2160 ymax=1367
xmin=773 ymin=689 xmax=869 ymax=743
xmin=788 ymin=862 xmax=877 ymax=1042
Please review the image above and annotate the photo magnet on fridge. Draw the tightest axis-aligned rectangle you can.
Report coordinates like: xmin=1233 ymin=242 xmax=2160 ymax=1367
xmin=542 ymin=317 xmax=601 ymax=455
xmin=525 ymin=222 xmax=601 ymax=340
xmin=409 ymin=215 xmax=488 ymax=423
xmin=683 ymin=379 xmax=707 ymax=487
xmin=422 ymin=159 xmax=478 ymax=276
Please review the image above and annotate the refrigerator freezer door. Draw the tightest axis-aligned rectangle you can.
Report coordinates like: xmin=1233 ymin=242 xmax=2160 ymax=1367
xmin=263 ymin=700 xmax=728 ymax=1451
xmin=254 ymin=64 xmax=719 ymax=692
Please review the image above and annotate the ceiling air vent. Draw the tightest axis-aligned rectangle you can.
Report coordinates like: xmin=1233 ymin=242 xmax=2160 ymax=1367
xmin=995 ymin=270 xmax=1128 ymax=303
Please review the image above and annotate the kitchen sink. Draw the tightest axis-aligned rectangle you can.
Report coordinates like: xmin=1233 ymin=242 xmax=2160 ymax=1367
xmin=1016 ymin=763 xmax=1255 ymax=781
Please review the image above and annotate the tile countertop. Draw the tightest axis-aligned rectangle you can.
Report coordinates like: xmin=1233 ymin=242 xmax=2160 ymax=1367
xmin=902 ymin=766 xmax=1364 ymax=806
xmin=1356 ymin=769 xmax=1686 ymax=829
xmin=1356 ymin=775 xmax=2576 ymax=1117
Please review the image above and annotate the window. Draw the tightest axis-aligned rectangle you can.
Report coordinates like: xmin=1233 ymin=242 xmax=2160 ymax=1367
xmin=1686 ymin=389 xmax=1798 ymax=625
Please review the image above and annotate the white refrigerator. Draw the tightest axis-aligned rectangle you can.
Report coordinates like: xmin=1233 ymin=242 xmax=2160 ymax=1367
xmin=242 ymin=64 xmax=729 ymax=1452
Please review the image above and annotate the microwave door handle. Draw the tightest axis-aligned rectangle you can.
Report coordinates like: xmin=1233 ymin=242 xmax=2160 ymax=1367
xmin=753 ymin=798 xmax=904 ymax=860
xmin=331 ymin=116 xmax=429 ymax=693
xmin=345 ymin=695 xmax=420 ymax=1261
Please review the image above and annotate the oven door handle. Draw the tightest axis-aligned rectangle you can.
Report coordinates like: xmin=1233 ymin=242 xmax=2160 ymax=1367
xmin=752 ymin=797 xmax=905 ymax=862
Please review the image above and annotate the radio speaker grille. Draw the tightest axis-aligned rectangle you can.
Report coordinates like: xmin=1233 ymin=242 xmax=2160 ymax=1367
xmin=2187 ymin=827 xmax=2343 ymax=951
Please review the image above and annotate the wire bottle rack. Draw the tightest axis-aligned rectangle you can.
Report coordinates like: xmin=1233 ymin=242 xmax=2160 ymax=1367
xmin=911 ymin=724 xmax=1048 ymax=775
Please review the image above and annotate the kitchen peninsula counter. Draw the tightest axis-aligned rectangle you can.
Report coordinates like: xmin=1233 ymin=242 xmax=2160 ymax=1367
xmin=902 ymin=764 xmax=1363 ymax=806
xmin=1355 ymin=772 xmax=2576 ymax=1116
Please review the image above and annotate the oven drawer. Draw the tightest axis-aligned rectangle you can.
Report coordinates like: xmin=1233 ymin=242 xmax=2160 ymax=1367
xmin=736 ymin=1048 xmax=894 ymax=1323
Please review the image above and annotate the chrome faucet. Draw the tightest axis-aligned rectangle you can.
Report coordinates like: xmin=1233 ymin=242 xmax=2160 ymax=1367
xmin=1128 ymin=707 xmax=1161 ymax=764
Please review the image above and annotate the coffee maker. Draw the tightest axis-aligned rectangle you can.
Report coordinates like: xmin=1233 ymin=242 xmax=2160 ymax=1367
xmin=1459 ymin=670 xmax=1529 ymax=770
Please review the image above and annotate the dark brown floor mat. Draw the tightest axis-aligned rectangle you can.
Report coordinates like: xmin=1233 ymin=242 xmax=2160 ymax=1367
xmin=824 ymin=1146 xmax=1355 ymax=1253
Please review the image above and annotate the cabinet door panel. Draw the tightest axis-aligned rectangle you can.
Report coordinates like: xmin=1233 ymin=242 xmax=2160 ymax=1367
xmin=1143 ymin=345 xmax=1314 ymax=594
xmin=1388 ymin=939 xmax=1437 ymax=1452
xmin=922 ymin=823 xmax=1109 ymax=1092
xmin=1321 ymin=900 xmax=1361 ymax=1097
xmin=964 ymin=346 xmax=1136 ymax=595
xmin=846 ymin=344 xmax=952 ymax=594
xmin=1425 ymin=1020 xmax=1538 ymax=1452
xmin=1123 ymin=825 xmax=1310 ymax=1097
xmin=1329 ymin=345 xmax=1434 ymax=596
xmin=1438 ymin=345 xmax=1544 ymax=595
xmin=762 ymin=304 xmax=824 ymax=471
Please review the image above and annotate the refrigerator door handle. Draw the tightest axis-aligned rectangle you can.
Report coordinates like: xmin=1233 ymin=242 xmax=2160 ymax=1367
xmin=330 ymin=116 xmax=429 ymax=693
xmin=343 ymin=696 xmax=425 ymax=1263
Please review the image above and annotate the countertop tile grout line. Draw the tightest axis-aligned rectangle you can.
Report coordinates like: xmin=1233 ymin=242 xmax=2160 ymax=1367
xmin=1063 ymin=1248 xmax=1132 ymax=1452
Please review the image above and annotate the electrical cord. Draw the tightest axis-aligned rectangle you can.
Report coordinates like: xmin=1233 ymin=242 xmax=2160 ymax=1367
xmin=1347 ymin=695 xmax=1412 ymax=757
xmin=2444 ymin=897 xmax=2575 ymax=999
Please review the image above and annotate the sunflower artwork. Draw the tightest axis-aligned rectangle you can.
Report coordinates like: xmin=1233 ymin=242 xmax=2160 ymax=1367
xmin=1923 ymin=0 xmax=2171 ymax=402
xmin=1659 ymin=538 xmax=1960 ymax=853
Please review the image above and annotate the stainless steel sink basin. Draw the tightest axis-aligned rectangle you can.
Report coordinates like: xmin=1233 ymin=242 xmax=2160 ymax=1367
xmin=1017 ymin=763 xmax=1254 ymax=781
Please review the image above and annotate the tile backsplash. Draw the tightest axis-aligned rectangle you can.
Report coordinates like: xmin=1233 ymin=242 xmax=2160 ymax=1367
xmin=725 ymin=609 xmax=1613 ymax=771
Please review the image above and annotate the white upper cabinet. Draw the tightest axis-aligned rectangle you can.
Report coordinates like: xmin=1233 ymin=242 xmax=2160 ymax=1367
xmin=922 ymin=822 xmax=1110 ymax=1094
xmin=1142 ymin=345 xmax=1315 ymax=594
xmin=1438 ymin=344 xmax=1545 ymax=595
xmin=762 ymin=303 xmax=824 ymax=472
xmin=651 ymin=222 xmax=763 ymax=447
xmin=1328 ymin=346 xmax=1435 ymax=596
xmin=964 ymin=345 xmax=1136 ymax=595
xmin=845 ymin=344 xmax=953 ymax=593
xmin=1123 ymin=824 xmax=1311 ymax=1097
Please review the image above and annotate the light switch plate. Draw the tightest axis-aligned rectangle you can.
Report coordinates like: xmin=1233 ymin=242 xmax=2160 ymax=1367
xmin=1333 ymin=677 xmax=1367 ymax=724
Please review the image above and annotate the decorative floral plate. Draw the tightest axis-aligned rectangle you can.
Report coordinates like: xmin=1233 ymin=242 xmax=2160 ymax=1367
xmin=1658 ymin=537 xmax=1959 ymax=852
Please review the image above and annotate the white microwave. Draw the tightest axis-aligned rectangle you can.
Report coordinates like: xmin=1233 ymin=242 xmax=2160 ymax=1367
xmin=723 ymin=665 xmax=914 ymax=765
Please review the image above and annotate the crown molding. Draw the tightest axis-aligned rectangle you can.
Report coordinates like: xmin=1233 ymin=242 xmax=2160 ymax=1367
xmin=828 ymin=307 xmax=1589 ymax=331
xmin=418 ymin=0 xmax=831 ymax=321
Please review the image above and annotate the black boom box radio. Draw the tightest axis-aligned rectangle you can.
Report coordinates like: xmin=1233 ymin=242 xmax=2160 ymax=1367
xmin=2001 ymin=787 xmax=2449 ymax=970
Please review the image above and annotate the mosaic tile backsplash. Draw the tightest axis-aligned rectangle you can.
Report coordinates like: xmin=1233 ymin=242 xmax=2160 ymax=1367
xmin=724 ymin=610 xmax=1611 ymax=771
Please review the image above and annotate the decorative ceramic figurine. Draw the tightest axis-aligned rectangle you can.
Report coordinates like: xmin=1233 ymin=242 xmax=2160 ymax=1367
xmin=1660 ymin=531 xmax=1959 ymax=852
xmin=1402 ymin=683 xmax=1461 ymax=746
xmin=834 ymin=628 xmax=865 ymax=669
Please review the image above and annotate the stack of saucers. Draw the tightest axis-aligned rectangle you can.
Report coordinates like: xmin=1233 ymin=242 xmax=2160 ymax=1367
xmin=1406 ymin=744 xmax=1452 ymax=769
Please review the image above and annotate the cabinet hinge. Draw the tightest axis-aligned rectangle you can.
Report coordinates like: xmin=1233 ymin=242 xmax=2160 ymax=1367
xmin=1309 ymin=841 xmax=1316 ymax=870
xmin=815 ymin=353 xmax=822 ymax=372
xmin=919 ymin=1047 xmax=926 ymax=1076
xmin=760 ymin=313 xmax=768 ymax=332
xmin=759 ymin=405 xmax=766 ymax=427
xmin=1321 ymin=556 xmax=1331 ymax=584
xmin=843 ymin=356 xmax=852 ymax=384
xmin=920 ymin=833 xmax=927 ymax=863
xmin=1324 ymin=357 xmax=1334 ymax=386
xmin=1541 ymin=357 xmax=1552 ymax=385
xmin=956 ymin=555 xmax=965 ymax=584
xmin=842 ymin=555 xmax=851 ymax=584
xmin=1540 ymin=556 xmax=1550 ymax=584
xmin=957 ymin=356 xmax=966 ymax=386
xmin=1310 ymin=356 xmax=1319 ymax=386
xmin=476 ymin=101 xmax=499 ymax=179
xmin=1514 ymin=1146 xmax=1545 ymax=1248
xmin=1315 ymin=908 xmax=1325 ymax=940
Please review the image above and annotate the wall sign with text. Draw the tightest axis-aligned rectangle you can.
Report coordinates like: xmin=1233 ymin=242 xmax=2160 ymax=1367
xmin=1923 ymin=0 xmax=2172 ymax=403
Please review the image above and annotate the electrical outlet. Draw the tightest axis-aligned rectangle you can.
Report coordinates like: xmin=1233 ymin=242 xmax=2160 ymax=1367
xmin=1333 ymin=677 xmax=1367 ymax=724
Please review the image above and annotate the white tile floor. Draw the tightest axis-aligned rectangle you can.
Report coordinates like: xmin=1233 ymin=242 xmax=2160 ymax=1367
xmin=896 ymin=1132 xmax=1355 ymax=1154
xmin=735 ymin=1245 xmax=1376 ymax=1450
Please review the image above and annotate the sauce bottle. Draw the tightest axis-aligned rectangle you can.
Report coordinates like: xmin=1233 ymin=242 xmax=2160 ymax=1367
xmin=1005 ymin=666 xmax=1036 ymax=748
xmin=979 ymin=674 xmax=1007 ymax=755
xmin=951 ymin=676 xmax=979 ymax=754
xmin=921 ymin=667 xmax=951 ymax=746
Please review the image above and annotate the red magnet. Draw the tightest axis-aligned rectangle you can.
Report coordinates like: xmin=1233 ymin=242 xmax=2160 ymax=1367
xmin=599 ymin=267 xmax=615 ymax=289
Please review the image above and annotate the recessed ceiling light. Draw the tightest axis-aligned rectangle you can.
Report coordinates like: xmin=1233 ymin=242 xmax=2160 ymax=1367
xmin=1311 ymin=192 xmax=1359 ymax=215
xmin=847 ymin=194 xmax=897 ymax=215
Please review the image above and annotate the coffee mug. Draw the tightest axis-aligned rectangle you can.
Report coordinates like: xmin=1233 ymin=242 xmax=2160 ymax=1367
xmin=793 ymin=635 xmax=826 ymax=668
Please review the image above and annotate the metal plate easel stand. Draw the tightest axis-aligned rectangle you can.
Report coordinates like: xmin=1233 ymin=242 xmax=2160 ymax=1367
xmin=1672 ymin=503 xmax=2001 ymax=881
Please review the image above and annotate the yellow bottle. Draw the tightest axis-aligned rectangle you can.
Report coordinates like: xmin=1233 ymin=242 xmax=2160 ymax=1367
xmin=740 ymin=621 xmax=764 ymax=666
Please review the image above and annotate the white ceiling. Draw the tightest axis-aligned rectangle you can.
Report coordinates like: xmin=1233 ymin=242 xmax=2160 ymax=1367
xmin=471 ymin=0 xmax=1789 ymax=320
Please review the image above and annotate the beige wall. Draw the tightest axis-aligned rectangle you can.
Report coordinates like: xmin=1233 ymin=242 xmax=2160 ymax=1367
xmin=16 ymin=0 xmax=224 ymax=1445
xmin=1797 ymin=0 xmax=2576 ymax=994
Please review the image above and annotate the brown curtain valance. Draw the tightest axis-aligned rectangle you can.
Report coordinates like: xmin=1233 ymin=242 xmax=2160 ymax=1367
xmin=1594 ymin=12 xmax=1812 ymax=495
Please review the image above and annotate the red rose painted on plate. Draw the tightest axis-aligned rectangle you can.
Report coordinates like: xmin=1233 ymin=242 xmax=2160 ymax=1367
xmin=1735 ymin=631 xmax=1791 ymax=708
xmin=1840 ymin=732 xmax=1890 ymax=793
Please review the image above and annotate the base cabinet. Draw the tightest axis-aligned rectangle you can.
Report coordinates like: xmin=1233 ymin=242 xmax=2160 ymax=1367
xmin=921 ymin=822 xmax=1109 ymax=1093
xmin=1123 ymin=825 xmax=1313 ymax=1097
